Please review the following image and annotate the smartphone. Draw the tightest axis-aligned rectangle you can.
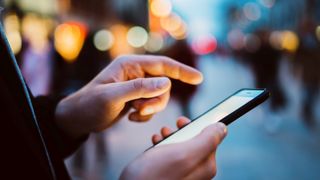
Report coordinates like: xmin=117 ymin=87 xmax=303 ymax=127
xmin=153 ymin=88 xmax=269 ymax=148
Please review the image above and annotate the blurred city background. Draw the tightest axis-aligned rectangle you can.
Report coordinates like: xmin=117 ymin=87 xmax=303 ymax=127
xmin=1 ymin=0 xmax=320 ymax=179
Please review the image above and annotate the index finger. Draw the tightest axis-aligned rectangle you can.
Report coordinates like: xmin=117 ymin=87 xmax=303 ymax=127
xmin=131 ymin=55 xmax=203 ymax=85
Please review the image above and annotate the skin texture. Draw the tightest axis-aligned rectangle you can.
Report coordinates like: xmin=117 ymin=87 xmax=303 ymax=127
xmin=54 ymin=55 xmax=227 ymax=179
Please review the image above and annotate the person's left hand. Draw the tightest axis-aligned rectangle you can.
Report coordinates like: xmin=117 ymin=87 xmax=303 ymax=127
xmin=54 ymin=55 xmax=203 ymax=139
xmin=120 ymin=117 xmax=227 ymax=180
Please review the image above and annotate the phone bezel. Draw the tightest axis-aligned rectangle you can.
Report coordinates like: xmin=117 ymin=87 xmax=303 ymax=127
xmin=152 ymin=88 xmax=270 ymax=148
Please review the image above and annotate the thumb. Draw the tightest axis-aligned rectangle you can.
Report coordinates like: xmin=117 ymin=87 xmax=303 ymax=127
xmin=184 ymin=123 xmax=227 ymax=166
xmin=108 ymin=77 xmax=171 ymax=103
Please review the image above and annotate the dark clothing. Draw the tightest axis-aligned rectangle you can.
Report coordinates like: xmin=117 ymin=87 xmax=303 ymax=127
xmin=0 ymin=24 xmax=83 ymax=179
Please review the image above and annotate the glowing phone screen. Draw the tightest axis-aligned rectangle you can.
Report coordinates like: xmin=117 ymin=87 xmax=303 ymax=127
xmin=155 ymin=89 xmax=264 ymax=147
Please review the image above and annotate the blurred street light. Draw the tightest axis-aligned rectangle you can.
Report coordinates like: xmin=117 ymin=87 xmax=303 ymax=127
xmin=127 ymin=26 xmax=148 ymax=48
xmin=54 ymin=22 xmax=87 ymax=62
xmin=93 ymin=29 xmax=115 ymax=51
xmin=144 ymin=32 xmax=164 ymax=52
xmin=243 ymin=2 xmax=261 ymax=21
xmin=150 ymin=0 xmax=172 ymax=18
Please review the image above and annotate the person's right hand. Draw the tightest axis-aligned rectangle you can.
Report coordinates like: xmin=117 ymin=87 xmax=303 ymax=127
xmin=55 ymin=55 xmax=203 ymax=139
xmin=120 ymin=118 xmax=227 ymax=180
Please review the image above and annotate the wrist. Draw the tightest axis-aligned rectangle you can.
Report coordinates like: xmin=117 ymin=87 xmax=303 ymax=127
xmin=55 ymin=96 xmax=89 ymax=140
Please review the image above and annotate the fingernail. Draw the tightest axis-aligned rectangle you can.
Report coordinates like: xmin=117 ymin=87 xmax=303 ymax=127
xmin=217 ymin=122 xmax=227 ymax=136
xmin=156 ymin=78 xmax=169 ymax=89
xmin=141 ymin=107 xmax=155 ymax=116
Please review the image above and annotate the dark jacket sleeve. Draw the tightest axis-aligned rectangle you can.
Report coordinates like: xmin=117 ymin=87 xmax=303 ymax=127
xmin=32 ymin=96 xmax=88 ymax=158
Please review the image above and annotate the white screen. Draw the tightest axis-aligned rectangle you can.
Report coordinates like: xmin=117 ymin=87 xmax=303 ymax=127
xmin=155 ymin=90 xmax=263 ymax=147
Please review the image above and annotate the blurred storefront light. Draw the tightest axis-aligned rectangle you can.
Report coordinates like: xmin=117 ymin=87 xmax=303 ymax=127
xmin=150 ymin=0 xmax=172 ymax=18
xmin=127 ymin=26 xmax=148 ymax=48
xmin=191 ymin=34 xmax=217 ymax=55
xmin=93 ymin=30 xmax=114 ymax=51
xmin=243 ymin=2 xmax=261 ymax=21
xmin=54 ymin=22 xmax=87 ymax=63
xmin=144 ymin=32 xmax=164 ymax=52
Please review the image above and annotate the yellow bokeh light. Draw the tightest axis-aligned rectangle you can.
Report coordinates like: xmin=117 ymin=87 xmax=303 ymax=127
xmin=109 ymin=24 xmax=134 ymax=59
xmin=22 ymin=14 xmax=52 ymax=53
xmin=54 ymin=23 xmax=87 ymax=63
xmin=150 ymin=0 xmax=172 ymax=18
xmin=281 ymin=31 xmax=299 ymax=53
xmin=4 ymin=14 xmax=20 ymax=32
xmin=6 ymin=31 xmax=22 ymax=55
xmin=169 ymin=22 xmax=188 ymax=40
xmin=160 ymin=13 xmax=182 ymax=32
xmin=4 ymin=14 xmax=22 ymax=54
xmin=269 ymin=31 xmax=283 ymax=50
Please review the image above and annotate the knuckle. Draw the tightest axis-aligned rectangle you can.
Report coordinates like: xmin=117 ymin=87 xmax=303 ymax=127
xmin=133 ymin=78 xmax=144 ymax=90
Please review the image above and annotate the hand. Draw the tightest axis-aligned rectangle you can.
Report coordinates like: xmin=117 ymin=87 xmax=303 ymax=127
xmin=55 ymin=55 xmax=203 ymax=139
xmin=120 ymin=118 xmax=227 ymax=180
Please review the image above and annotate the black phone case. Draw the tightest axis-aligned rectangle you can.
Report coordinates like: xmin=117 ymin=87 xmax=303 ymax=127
xmin=218 ymin=88 xmax=269 ymax=125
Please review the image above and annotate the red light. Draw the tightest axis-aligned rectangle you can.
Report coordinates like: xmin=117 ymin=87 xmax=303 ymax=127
xmin=192 ymin=35 xmax=217 ymax=55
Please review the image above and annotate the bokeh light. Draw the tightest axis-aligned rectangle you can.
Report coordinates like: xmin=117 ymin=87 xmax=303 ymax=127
xmin=192 ymin=34 xmax=217 ymax=55
xmin=54 ymin=22 xmax=87 ymax=63
xmin=150 ymin=0 xmax=172 ymax=18
xmin=243 ymin=2 xmax=261 ymax=21
xmin=269 ymin=31 xmax=283 ymax=50
xmin=109 ymin=24 xmax=134 ymax=59
xmin=281 ymin=30 xmax=299 ymax=53
xmin=21 ymin=14 xmax=52 ymax=53
xmin=169 ymin=21 xmax=188 ymax=40
xmin=227 ymin=29 xmax=245 ymax=50
xmin=144 ymin=32 xmax=164 ymax=53
xmin=259 ymin=0 xmax=276 ymax=8
xmin=3 ymin=14 xmax=22 ymax=54
xmin=127 ymin=26 xmax=148 ymax=48
xmin=160 ymin=13 xmax=182 ymax=32
xmin=93 ymin=29 xmax=115 ymax=51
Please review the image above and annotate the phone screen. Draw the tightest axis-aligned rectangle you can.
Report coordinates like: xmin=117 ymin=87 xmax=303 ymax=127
xmin=154 ymin=89 xmax=266 ymax=147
